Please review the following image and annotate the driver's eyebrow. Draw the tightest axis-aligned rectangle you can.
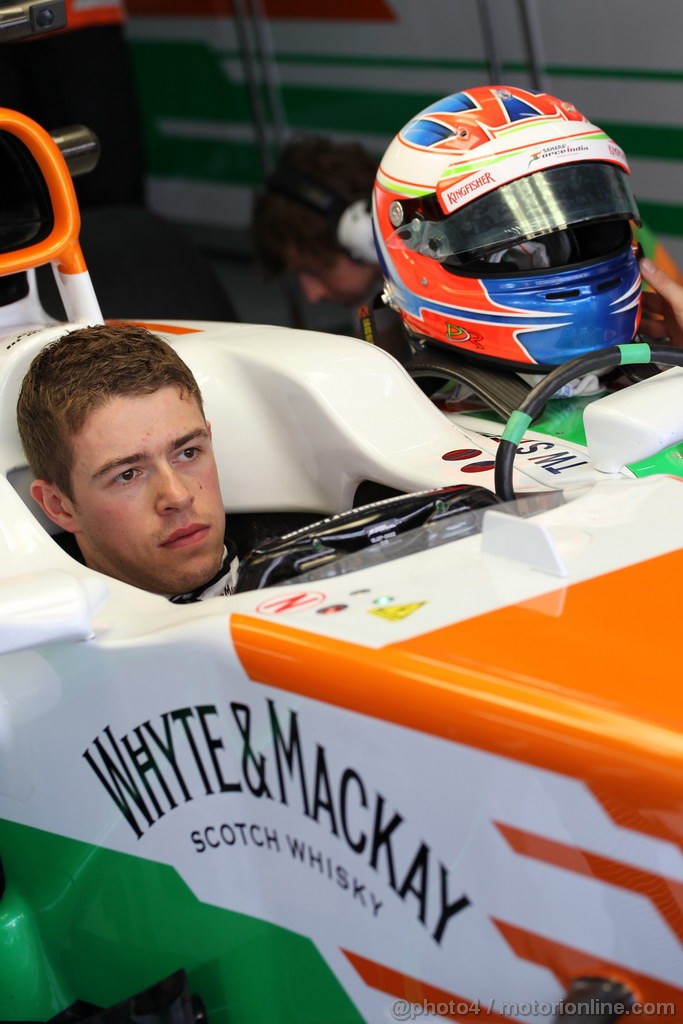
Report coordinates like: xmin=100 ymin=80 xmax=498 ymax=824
xmin=170 ymin=428 xmax=210 ymax=453
xmin=91 ymin=428 xmax=210 ymax=481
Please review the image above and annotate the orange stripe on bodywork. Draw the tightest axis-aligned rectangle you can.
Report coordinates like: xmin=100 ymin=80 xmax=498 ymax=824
xmin=118 ymin=321 xmax=201 ymax=334
xmin=494 ymin=919 xmax=683 ymax=1008
xmin=343 ymin=949 xmax=517 ymax=1021
xmin=496 ymin=823 xmax=683 ymax=947
xmin=231 ymin=549 xmax=683 ymax=853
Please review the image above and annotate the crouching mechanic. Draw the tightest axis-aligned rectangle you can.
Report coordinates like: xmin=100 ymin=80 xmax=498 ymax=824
xmin=16 ymin=323 xmax=239 ymax=602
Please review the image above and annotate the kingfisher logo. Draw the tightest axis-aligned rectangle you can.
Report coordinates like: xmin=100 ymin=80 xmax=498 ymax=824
xmin=442 ymin=171 xmax=495 ymax=210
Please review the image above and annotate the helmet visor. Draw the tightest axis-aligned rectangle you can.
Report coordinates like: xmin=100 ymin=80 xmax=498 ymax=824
xmin=387 ymin=162 xmax=640 ymax=265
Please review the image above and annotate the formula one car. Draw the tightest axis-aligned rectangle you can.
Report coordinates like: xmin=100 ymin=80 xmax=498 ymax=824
xmin=1 ymin=104 xmax=683 ymax=1024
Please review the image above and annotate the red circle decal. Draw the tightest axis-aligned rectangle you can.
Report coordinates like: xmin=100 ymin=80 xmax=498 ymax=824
xmin=442 ymin=448 xmax=482 ymax=462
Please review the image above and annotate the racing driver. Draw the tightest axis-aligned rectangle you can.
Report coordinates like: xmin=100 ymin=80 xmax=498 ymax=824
xmin=17 ymin=322 xmax=238 ymax=602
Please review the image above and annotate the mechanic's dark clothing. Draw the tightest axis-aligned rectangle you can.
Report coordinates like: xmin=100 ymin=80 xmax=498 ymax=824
xmin=169 ymin=540 xmax=239 ymax=604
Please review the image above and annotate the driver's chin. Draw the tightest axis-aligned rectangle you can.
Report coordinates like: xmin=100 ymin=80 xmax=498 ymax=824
xmin=157 ymin=549 xmax=224 ymax=596
xmin=114 ymin=546 xmax=224 ymax=597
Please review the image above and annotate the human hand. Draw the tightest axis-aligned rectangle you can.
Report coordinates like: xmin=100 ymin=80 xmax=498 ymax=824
xmin=639 ymin=257 xmax=683 ymax=348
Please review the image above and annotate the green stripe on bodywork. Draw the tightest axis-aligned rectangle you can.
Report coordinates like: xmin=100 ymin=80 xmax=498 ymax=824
xmin=628 ymin=442 xmax=683 ymax=478
xmin=465 ymin=395 xmax=595 ymax=446
xmin=0 ymin=820 xmax=364 ymax=1023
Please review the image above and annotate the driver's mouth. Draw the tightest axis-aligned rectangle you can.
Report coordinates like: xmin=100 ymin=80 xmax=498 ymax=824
xmin=160 ymin=523 xmax=211 ymax=549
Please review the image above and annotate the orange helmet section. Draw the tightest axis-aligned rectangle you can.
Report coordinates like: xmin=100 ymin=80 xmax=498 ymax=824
xmin=0 ymin=108 xmax=86 ymax=278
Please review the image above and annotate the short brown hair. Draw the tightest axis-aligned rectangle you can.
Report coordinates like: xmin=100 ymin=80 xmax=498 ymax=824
xmin=251 ymin=135 xmax=378 ymax=276
xmin=17 ymin=322 xmax=203 ymax=499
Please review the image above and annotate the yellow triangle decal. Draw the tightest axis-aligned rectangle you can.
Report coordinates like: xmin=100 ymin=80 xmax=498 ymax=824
xmin=369 ymin=601 xmax=426 ymax=622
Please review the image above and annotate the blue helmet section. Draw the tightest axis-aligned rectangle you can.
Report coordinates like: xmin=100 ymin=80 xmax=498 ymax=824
xmin=479 ymin=246 xmax=642 ymax=365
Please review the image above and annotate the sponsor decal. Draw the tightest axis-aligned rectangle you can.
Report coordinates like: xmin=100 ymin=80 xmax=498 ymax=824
xmin=441 ymin=448 xmax=495 ymax=473
xmin=445 ymin=323 xmax=484 ymax=348
xmin=256 ymin=591 xmax=326 ymax=614
xmin=461 ymin=461 xmax=496 ymax=474
xmin=514 ymin=438 xmax=589 ymax=475
xmin=527 ymin=141 xmax=589 ymax=168
xmin=443 ymin=440 xmax=588 ymax=477
xmin=442 ymin=448 xmax=484 ymax=461
xmin=369 ymin=602 xmax=426 ymax=622
xmin=83 ymin=697 xmax=471 ymax=945
xmin=441 ymin=171 xmax=495 ymax=212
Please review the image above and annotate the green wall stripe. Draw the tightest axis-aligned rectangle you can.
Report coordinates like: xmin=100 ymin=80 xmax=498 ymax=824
xmin=143 ymin=132 xmax=683 ymax=242
xmin=147 ymin=137 xmax=264 ymax=183
xmin=636 ymin=200 xmax=683 ymax=238
xmin=274 ymin=54 xmax=683 ymax=83
xmin=273 ymin=52 xmax=489 ymax=72
xmin=601 ymin=122 xmax=683 ymax=161
xmin=544 ymin=63 xmax=683 ymax=83
xmin=132 ymin=41 xmax=683 ymax=164
xmin=130 ymin=39 xmax=683 ymax=233
xmin=130 ymin=38 xmax=683 ymax=83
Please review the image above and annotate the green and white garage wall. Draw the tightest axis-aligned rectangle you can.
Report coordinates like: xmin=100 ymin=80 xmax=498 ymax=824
xmin=125 ymin=0 xmax=683 ymax=265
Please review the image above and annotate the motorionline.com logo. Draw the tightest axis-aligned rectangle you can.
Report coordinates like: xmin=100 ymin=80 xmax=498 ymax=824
xmin=390 ymin=999 xmax=676 ymax=1019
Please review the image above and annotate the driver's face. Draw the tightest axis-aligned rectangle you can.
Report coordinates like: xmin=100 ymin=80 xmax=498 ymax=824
xmin=58 ymin=387 xmax=226 ymax=595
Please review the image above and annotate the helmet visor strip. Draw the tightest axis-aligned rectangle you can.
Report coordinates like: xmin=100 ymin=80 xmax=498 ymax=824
xmin=387 ymin=162 xmax=640 ymax=267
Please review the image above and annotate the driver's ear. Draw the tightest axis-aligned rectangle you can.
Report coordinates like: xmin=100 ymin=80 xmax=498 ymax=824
xmin=30 ymin=480 xmax=80 ymax=534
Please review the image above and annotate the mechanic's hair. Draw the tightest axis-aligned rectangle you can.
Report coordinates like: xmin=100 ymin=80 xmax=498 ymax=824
xmin=251 ymin=135 xmax=378 ymax=276
xmin=17 ymin=322 xmax=204 ymax=500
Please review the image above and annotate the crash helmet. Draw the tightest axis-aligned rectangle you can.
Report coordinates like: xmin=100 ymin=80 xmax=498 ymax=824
xmin=373 ymin=85 xmax=642 ymax=370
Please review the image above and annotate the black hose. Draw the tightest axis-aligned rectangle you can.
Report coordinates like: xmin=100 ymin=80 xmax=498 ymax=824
xmin=494 ymin=343 xmax=683 ymax=501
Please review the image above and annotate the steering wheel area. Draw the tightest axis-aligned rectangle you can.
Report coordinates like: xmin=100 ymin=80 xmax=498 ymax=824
xmin=233 ymin=484 xmax=500 ymax=592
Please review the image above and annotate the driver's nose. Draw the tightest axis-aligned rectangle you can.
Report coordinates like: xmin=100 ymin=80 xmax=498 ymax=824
xmin=156 ymin=466 xmax=193 ymax=513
